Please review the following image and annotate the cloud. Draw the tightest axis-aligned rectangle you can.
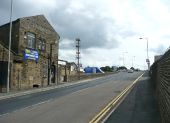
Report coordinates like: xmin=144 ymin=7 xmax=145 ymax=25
xmin=1 ymin=0 xmax=170 ymax=69
xmin=0 ymin=0 xmax=122 ymax=50
xmin=0 ymin=0 xmax=59 ymax=24
xmin=59 ymin=38 xmax=75 ymax=50
xmin=0 ymin=0 xmax=12 ymax=24
xmin=49 ymin=1 xmax=120 ymax=50
xmin=119 ymin=30 xmax=139 ymax=39
xmin=0 ymin=0 xmax=140 ymax=51
xmin=150 ymin=44 xmax=167 ymax=54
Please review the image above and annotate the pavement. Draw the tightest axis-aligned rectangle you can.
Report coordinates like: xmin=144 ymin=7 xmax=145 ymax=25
xmin=105 ymin=72 xmax=161 ymax=123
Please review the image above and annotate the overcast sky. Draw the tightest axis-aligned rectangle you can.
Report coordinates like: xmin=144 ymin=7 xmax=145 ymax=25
xmin=1 ymin=0 xmax=170 ymax=69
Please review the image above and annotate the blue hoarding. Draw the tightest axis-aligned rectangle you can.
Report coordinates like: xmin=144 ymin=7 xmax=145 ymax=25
xmin=23 ymin=49 xmax=39 ymax=63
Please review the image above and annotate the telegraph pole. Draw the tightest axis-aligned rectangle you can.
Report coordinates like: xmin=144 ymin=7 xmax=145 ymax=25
xmin=76 ymin=38 xmax=80 ymax=80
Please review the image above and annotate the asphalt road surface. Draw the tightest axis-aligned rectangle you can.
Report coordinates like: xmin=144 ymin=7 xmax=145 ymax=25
xmin=0 ymin=72 xmax=143 ymax=123
xmin=105 ymin=72 xmax=161 ymax=123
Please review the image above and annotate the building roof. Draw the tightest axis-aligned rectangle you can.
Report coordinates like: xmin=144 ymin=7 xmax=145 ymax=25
xmin=21 ymin=15 xmax=60 ymax=39
xmin=0 ymin=15 xmax=60 ymax=40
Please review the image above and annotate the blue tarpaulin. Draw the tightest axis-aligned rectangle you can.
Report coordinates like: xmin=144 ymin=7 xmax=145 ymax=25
xmin=84 ymin=67 xmax=104 ymax=74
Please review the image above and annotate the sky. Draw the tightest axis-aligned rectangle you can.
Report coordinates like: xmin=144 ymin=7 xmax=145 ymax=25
xmin=1 ymin=0 xmax=170 ymax=70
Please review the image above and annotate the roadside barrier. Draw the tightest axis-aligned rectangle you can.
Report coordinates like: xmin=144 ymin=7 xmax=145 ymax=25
xmin=150 ymin=49 xmax=170 ymax=123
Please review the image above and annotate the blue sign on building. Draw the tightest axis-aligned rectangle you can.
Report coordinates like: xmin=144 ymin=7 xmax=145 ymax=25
xmin=23 ymin=49 xmax=39 ymax=63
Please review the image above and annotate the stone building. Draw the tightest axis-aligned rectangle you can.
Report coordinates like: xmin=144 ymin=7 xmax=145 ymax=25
xmin=59 ymin=62 xmax=77 ymax=82
xmin=0 ymin=15 xmax=60 ymax=91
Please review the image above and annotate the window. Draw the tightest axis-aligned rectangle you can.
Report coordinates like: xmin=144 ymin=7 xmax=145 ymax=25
xmin=37 ymin=38 xmax=46 ymax=51
xmin=27 ymin=32 xmax=35 ymax=49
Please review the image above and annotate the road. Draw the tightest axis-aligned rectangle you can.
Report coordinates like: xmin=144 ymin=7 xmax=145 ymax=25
xmin=105 ymin=72 xmax=161 ymax=123
xmin=0 ymin=72 xmax=143 ymax=123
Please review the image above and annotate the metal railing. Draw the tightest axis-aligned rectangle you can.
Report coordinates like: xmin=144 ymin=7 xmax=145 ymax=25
xmin=150 ymin=50 xmax=170 ymax=123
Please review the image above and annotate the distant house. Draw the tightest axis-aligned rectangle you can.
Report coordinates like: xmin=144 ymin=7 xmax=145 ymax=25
xmin=0 ymin=15 xmax=60 ymax=91
xmin=84 ymin=67 xmax=104 ymax=74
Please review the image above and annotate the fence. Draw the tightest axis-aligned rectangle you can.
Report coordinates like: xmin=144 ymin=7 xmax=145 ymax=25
xmin=150 ymin=50 xmax=170 ymax=123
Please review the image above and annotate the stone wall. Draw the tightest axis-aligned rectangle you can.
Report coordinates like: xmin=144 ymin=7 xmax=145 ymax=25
xmin=150 ymin=49 xmax=170 ymax=123
xmin=67 ymin=72 xmax=117 ymax=82
xmin=0 ymin=15 xmax=60 ymax=90
xmin=0 ymin=20 xmax=20 ymax=53
xmin=58 ymin=64 xmax=78 ymax=82
xmin=0 ymin=43 xmax=14 ymax=62
xmin=18 ymin=15 xmax=59 ymax=60
xmin=0 ymin=43 xmax=14 ymax=92
xmin=11 ymin=15 xmax=59 ymax=90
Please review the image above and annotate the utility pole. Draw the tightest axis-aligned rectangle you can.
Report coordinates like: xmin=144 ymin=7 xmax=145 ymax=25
xmin=76 ymin=38 xmax=80 ymax=80
xmin=7 ymin=0 xmax=13 ymax=93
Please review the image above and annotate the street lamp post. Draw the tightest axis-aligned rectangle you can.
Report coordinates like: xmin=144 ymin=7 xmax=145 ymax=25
xmin=122 ymin=52 xmax=128 ymax=66
xmin=7 ymin=0 xmax=13 ymax=93
xmin=132 ymin=56 xmax=135 ymax=68
xmin=139 ymin=37 xmax=150 ymax=70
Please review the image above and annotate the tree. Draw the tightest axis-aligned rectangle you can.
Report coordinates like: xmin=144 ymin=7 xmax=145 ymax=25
xmin=100 ymin=66 xmax=113 ymax=72
xmin=130 ymin=67 xmax=135 ymax=70
xmin=117 ymin=66 xmax=127 ymax=70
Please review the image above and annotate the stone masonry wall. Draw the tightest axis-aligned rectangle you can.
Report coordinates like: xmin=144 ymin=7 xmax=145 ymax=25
xmin=0 ymin=20 xmax=20 ymax=53
xmin=11 ymin=15 xmax=59 ymax=89
xmin=0 ymin=43 xmax=14 ymax=62
xmin=0 ymin=15 xmax=59 ymax=90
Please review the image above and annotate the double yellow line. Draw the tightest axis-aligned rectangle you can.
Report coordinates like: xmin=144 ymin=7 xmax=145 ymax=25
xmin=89 ymin=73 xmax=144 ymax=123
